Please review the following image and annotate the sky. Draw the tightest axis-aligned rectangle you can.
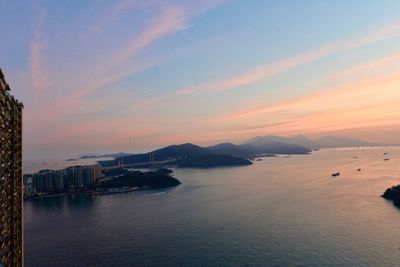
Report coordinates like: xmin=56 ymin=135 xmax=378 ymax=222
xmin=1 ymin=0 xmax=400 ymax=159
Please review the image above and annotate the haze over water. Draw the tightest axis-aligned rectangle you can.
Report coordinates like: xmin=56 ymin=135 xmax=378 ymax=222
xmin=24 ymin=147 xmax=400 ymax=266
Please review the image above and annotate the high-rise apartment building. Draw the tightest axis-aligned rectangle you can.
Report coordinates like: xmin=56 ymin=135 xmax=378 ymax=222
xmin=0 ymin=68 xmax=23 ymax=267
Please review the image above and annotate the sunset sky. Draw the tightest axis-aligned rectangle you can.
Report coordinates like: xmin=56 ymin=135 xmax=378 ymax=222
xmin=1 ymin=0 xmax=400 ymax=159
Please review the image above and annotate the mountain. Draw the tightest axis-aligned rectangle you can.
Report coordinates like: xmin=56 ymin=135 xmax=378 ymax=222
xmin=316 ymin=135 xmax=375 ymax=148
xmin=246 ymin=135 xmax=320 ymax=150
xmin=288 ymin=135 xmax=322 ymax=150
xmin=100 ymin=143 xmax=211 ymax=167
xmin=150 ymin=143 xmax=210 ymax=159
xmin=79 ymin=152 xmax=132 ymax=159
xmin=100 ymin=143 xmax=254 ymax=168
xmin=172 ymin=154 xmax=253 ymax=168
xmin=244 ymin=136 xmax=312 ymax=154
xmin=248 ymin=141 xmax=311 ymax=154
xmin=246 ymin=135 xmax=376 ymax=149
xmin=206 ymin=143 xmax=254 ymax=157
xmin=98 ymin=134 xmax=374 ymax=169
xmin=207 ymin=141 xmax=311 ymax=156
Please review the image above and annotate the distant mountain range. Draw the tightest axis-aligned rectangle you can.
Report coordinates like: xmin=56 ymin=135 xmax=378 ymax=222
xmin=99 ymin=143 xmax=252 ymax=168
xmin=98 ymin=140 xmax=310 ymax=168
xmin=78 ymin=152 xmax=133 ymax=159
xmin=91 ymin=134 xmax=378 ymax=169
xmin=207 ymin=141 xmax=310 ymax=156
xmin=245 ymin=135 xmax=376 ymax=150
xmin=314 ymin=135 xmax=376 ymax=148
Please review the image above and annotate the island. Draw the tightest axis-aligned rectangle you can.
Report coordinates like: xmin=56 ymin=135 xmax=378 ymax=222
xmin=381 ymin=185 xmax=400 ymax=208
xmin=99 ymin=143 xmax=254 ymax=169
xmin=171 ymin=154 xmax=252 ymax=168
xmin=98 ymin=169 xmax=181 ymax=190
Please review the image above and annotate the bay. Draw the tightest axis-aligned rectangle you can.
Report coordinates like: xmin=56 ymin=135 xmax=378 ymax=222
xmin=24 ymin=147 xmax=400 ymax=266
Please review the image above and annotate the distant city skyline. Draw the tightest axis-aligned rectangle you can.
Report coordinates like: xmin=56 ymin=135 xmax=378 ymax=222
xmin=1 ymin=0 xmax=400 ymax=159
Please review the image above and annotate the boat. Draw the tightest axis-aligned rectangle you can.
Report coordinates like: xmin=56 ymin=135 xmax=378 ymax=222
xmin=331 ymin=172 xmax=340 ymax=177
xmin=357 ymin=168 xmax=362 ymax=172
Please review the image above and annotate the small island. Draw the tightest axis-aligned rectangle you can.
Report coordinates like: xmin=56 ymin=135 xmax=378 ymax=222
xmin=381 ymin=185 xmax=400 ymax=208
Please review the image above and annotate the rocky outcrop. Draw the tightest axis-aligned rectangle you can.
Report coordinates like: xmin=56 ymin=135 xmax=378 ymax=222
xmin=381 ymin=185 xmax=400 ymax=209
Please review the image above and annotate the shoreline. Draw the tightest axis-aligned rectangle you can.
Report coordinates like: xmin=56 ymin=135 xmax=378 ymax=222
xmin=24 ymin=186 xmax=156 ymax=200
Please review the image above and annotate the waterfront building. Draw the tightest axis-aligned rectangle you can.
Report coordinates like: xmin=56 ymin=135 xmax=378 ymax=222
xmin=53 ymin=169 xmax=65 ymax=191
xmin=23 ymin=164 xmax=104 ymax=196
xmin=23 ymin=175 xmax=35 ymax=196
xmin=30 ymin=170 xmax=65 ymax=193
xmin=0 ymin=68 xmax=24 ymax=267
xmin=86 ymin=164 xmax=103 ymax=184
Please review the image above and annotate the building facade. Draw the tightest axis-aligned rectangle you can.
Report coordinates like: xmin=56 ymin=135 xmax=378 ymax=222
xmin=0 ymin=68 xmax=23 ymax=267
xmin=23 ymin=164 xmax=104 ymax=197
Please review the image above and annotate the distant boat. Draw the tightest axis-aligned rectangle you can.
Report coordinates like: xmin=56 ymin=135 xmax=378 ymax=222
xmin=332 ymin=172 xmax=340 ymax=177
xmin=384 ymin=153 xmax=388 ymax=155
xmin=353 ymin=156 xmax=358 ymax=159
xmin=384 ymin=158 xmax=389 ymax=161
xmin=256 ymin=159 xmax=263 ymax=161
xmin=357 ymin=168 xmax=362 ymax=172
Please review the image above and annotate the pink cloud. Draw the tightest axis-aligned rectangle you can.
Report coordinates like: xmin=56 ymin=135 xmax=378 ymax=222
xmin=330 ymin=51 xmax=400 ymax=79
xmin=29 ymin=6 xmax=49 ymax=95
xmin=202 ymin=72 xmax=400 ymax=140
xmin=174 ymin=21 xmax=400 ymax=95
xmin=27 ymin=2 xmax=194 ymax=126
xmin=202 ymin=100 xmax=400 ymax=140
xmin=213 ymin=70 xmax=400 ymax=122
xmin=55 ymin=1 xmax=225 ymax=105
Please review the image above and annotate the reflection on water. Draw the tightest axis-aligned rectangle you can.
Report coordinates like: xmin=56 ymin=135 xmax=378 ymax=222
xmin=24 ymin=147 xmax=400 ymax=267
xmin=27 ymin=194 xmax=95 ymax=210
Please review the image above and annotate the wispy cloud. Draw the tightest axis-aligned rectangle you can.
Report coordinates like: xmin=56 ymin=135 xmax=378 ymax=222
xmin=206 ymin=102 xmax=400 ymax=139
xmin=88 ymin=0 xmax=151 ymax=35
xmin=71 ymin=3 xmax=187 ymax=100
xmin=29 ymin=2 xmax=193 ymax=122
xmin=23 ymin=0 xmax=227 ymax=153
xmin=16 ymin=1 xmax=400 ymax=156
xmin=175 ymin=21 xmax=400 ymax=95
xmin=74 ymin=0 xmax=226 ymax=99
xmin=203 ymin=71 xmax=400 ymax=140
xmin=330 ymin=51 xmax=400 ymax=79
xmin=29 ymin=5 xmax=49 ymax=95
xmin=213 ymin=71 xmax=400 ymax=122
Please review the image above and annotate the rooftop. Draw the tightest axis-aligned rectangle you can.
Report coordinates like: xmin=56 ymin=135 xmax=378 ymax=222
xmin=0 ymin=68 xmax=23 ymax=107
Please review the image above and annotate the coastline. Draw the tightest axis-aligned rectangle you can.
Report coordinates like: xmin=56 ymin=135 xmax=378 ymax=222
xmin=24 ymin=186 xmax=158 ymax=200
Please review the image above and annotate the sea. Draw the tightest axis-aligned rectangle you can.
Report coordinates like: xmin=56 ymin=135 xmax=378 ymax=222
xmin=24 ymin=147 xmax=400 ymax=266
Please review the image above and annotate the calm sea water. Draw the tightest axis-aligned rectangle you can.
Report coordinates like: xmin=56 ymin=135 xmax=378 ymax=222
xmin=24 ymin=147 xmax=400 ymax=266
